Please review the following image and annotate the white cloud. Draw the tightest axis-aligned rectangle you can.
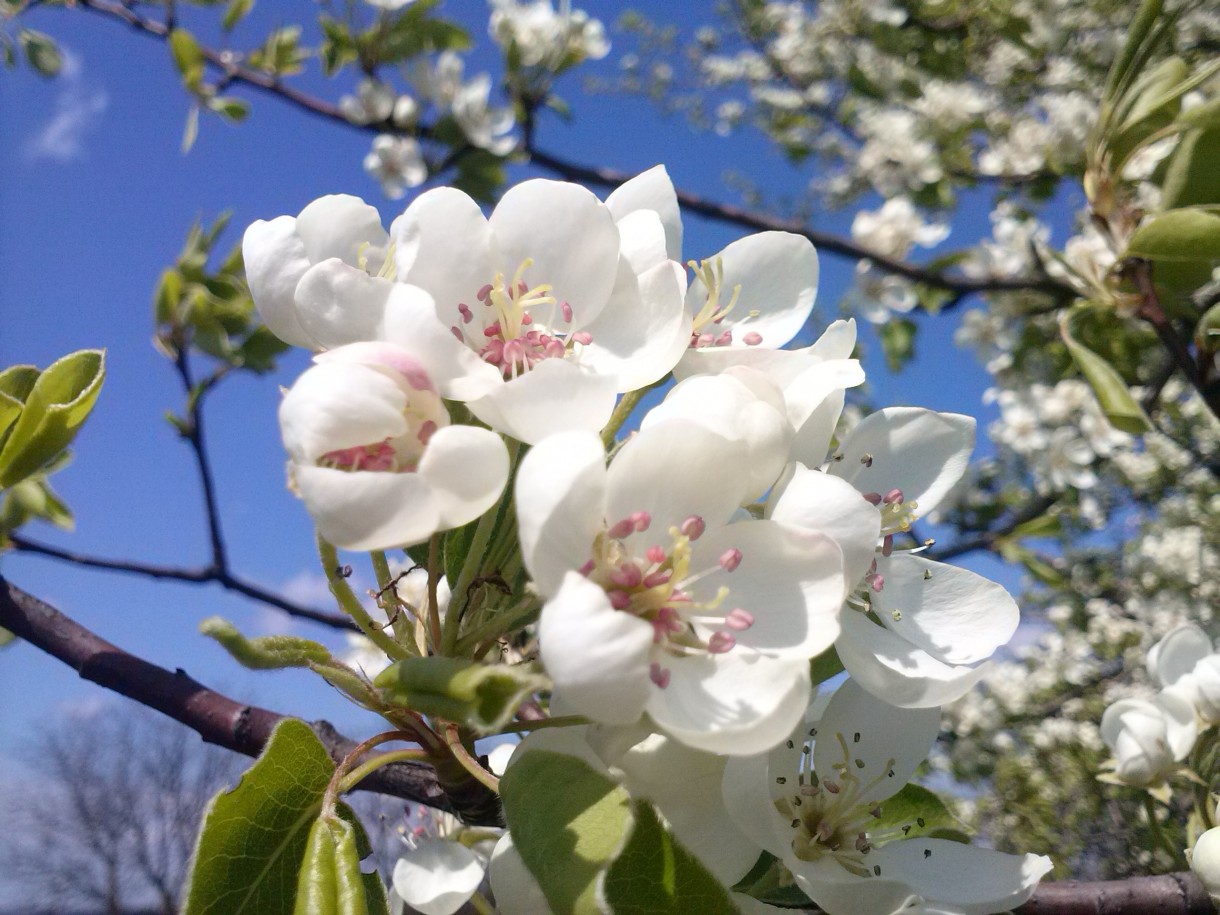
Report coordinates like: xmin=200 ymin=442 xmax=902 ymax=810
xmin=280 ymin=569 xmax=333 ymax=607
xmin=23 ymin=48 xmax=109 ymax=163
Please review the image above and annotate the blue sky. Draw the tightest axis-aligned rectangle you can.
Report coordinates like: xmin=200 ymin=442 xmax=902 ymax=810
xmin=0 ymin=0 xmax=1030 ymax=815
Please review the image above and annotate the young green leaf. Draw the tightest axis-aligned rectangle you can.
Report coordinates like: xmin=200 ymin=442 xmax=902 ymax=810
xmin=1059 ymin=320 xmax=1150 ymax=434
xmin=184 ymin=719 xmax=336 ymax=915
xmin=1126 ymin=208 xmax=1220 ymax=262
xmin=18 ymin=29 xmax=62 ymax=77
xmin=374 ymin=656 xmax=548 ymax=732
xmin=201 ymin=617 xmax=334 ymax=670
xmin=499 ymin=748 xmax=634 ymax=915
xmin=293 ymin=815 xmax=372 ymax=915
xmin=603 ymin=801 xmax=738 ymax=915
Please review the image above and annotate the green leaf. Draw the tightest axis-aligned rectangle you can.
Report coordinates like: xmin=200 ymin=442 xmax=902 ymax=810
xmin=809 ymin=645 xmax=844 ymax=686
xmin=1059 ymin=320 xmax=1151 ymax=434
xmin=453 ymin=149 xmax=506 ymax=205
xmin=1102 ymin=0 xmax=1165 ymax=105
xmin=223 ymin=0 xmax=255 ymax=31
xmin=442 ymin=519 xmax=477 ymax=592
xmin=18 ymin=29 xmax=62 ymax=77
xmin=374 ymin=656 xmax=548 ymax=732
xmin=201 ymin=617 xmax=333 ymax=670
xmin=211 ymin=95 xmax=251 ymax=123
xmin=183 ymin=104 xmax=201 ymax=154
xmin=0 ymin=626 xmax=15 ymax=648
xmin=871 ymin=783 xmax=967 ymax=838
xmin=499 ymin=749 xmax=634 ymax=915
xmin=184 ymin=719 xmax=335 ymax=915
xmin=236 ymin=326 xmax=290 ymax=374
xmin=293 ymin=815 xmax=371 ymax=915
xmin=730 ymin=852 xmax=812 ymax=909
xmin=1196 ymin=302 xmax=1220 ymax=354
xmin=878 ymin=317 xmax=917 ymax=373
xmin=0 ymin=364 xmax=39 ymax=442
xmin=1161 ymin=126 xmax=1220 ymax=210
xmin=603 ymin=801 xmax=737 ymax=915
xmin=1126 ymin=208 xmax=1220 ymax=262
xmin=1010 ymin=512 xmax=1063 ymax=538
xmin=170 ymin=28 xmax=206 ymax=90
xmin=0 ymin=350 xmax=105 ymax=489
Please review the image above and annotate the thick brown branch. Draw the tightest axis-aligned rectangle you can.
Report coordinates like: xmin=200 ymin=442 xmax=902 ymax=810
xmin=1019 ymin=871 xmax=1214 ymax=914
xmin=527 ymin=148 xmax=1073 ymax=301
xmin=8 ymin=532 xmax=357 ymax=630
xmin=0 ymin=575 xmax=464 ymax=814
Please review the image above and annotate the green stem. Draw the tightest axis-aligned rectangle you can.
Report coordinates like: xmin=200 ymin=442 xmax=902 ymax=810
xmin=339 ymin=747 xmax=430 ymax=794
xmin=427 ymin=532 xmax=443 ymax=653
xmin=468 ymin=891 xmax=494 ymax=915
xmin=370 ymin=550 xmax=412 ymax=647
xmin=317 ymin=535 xmax=408 ymax=661
xmin=490 ymin=714 xmax=589 ymax=735
xmin=1143 ymin=793 xmax=1183 ymax=868
xmin=453 ymin=594 xmax=540 ymax=656
xmin=443 ymin=723 xmax=500 ymax=793
xmin=601 ymin=378 xmax=669 ymax=448
xmin=323 ymin=730 xmax=421 ymax=817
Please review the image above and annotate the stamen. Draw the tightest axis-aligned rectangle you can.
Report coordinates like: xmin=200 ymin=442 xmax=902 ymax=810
xmin=744 ymin=332 xmax=763 ymax=345
xmin=707 ymin=631 xmax=736 ymax=654
xmin=649 ymin=663 xmax=670 ymax=688
xmin=680 ymin=515 xmax=706 ymax=540
xmin=718 ymin=548 xmax=743 ymax=572
xmin=724 ymin=608 xmax=755 ymax=630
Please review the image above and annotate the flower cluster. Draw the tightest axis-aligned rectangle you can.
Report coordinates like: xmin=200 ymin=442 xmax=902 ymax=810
xmin=243 ymin=167 xmax=1046 ymax=913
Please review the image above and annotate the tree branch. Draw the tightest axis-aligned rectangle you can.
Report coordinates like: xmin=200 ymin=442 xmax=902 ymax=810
xmin=0 ymin=575 xmax=491 ymax=818
xmin=1018 ymin=871 xmax=1214 ymax=914
xmin=526 ymin=147 xmax=1072 ymax=301
xmin=930 ymin=493 xmax=1061 ymax=562
xmin=8 ymin=532 xmax=356 ymax=631
xmin=173 ymin=351 xmax=229 ymax=572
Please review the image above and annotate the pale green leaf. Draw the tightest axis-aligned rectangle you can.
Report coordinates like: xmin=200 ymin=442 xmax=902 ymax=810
xmin=1126 ymin=208 xmax=1220 ymax=262
xmin=499 ymin=748 xmax=634 ymax=915
xmin=1161 ymin=126 xmax=1220 ymax=210
xmin=223 ymin=0 xmax=255 ymax=31
xmin=201 ymin=617 xmax=333 ymax=670
xmin=0 ymin=350 xmax=105 ymax=489
xmin=0 ymin=364 xmax=39 ymax=441
xmin=18 ymin=29 xmax=62 ymax=77
xmin=170 ymin=28 xmax=206 ymax=89
xmin=293 ymin=815 xmax=370 ymax=915
xmin=871 ymin=783 xmax=967 ymax=838
xmin=183 ymin=104 xmax=201 ymax=154
xmin=0 ymin=627 xmax=15 ymax=648
xmin=1059 ymin=322 xmax=1150 ymax=434
xmin=374 ymin=656 xmax=548 ymax=733
xmin=603 ymin=801 xmax=738 ymax=915
xmin=184 ymin=719 xmax=335 ymax=915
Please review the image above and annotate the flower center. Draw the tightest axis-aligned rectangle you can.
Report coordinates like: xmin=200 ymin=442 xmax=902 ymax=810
xmin=688 ymin=256 xmax=763 ymax=348
xmin=317 ymin=386 xmax=444 ymax=475
xmin=778 ymin=728 xmax=901 ymax=879
xmin=449 ymin=258 xmax=594 ymax=379
xmin=579 ymin=512 xmax=754 ymax=689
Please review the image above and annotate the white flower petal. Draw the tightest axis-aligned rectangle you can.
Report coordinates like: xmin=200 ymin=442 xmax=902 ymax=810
xmin=613 ymin=208 xmax=670 ymax=275
xmin=579 ymin=259 xmax=688 ymax=392
xmin=488 ymin=179 xmax=620 ymax=329
xmin=766 ymin=464 xmax=881 ymax=590
xmin=836 ymin=610 xmax=991 ymax=708
xmin=417 ymin=425 xmax=509 ymax=529
xmin=294 ymin=259 xmax=393 ymax=348
xmin=605 ymin=421 xmax=750 ymax=541
xmin=393 ymin=838 xmax=486 ymax=915
xmin=279 ymin=362 xmax=408 ymax=463
xmin=685 ymin=231 xmax=818 ymax=349
xmin=871 ymin=840 xmax=1053 ymax=915
xmin=1148 ymin=623 xmax=1213 ymax=688
xmin=647 ymin=652 xmax=811 ymax=755
xmin=489 ymin=835 xmax=551 ymax=915
xmin=870 ymin=555 xmax=1019 ymax=667
xmin=605 ymin=164 xmax=683 ymax=262
xmin=813 ymin=678 xmax=940 ymax=805
xmin=690 ymin=521 xmax=846 ymax=657
xmin=831 ymin=408 xmax=974 ymax=516
xmin=293 ymin=464 xmax=441 ymax=551
xmin=783 ymin=358 xmax=866 ymax=435
xmin=790 ymin=855 xmax=919 ymax=915
xmin=790 ymin=389 xmax=846 ymax=470
xmin=539 ymin=572 xmax=654 ymax=726
xmin=295 ymin=194 xmax=388 ymax=266
xmin=393 ymin=186 xmax=494 ymax=314
xmin=722 ymin=750 xmax=794 ymax=857
xmin=242 ymin=216 xmax=315 ymax=348
xmin=468 ymin=358 xmax=618 ymax=444
xmin=515 ymin=430 xmax=608 ymax=597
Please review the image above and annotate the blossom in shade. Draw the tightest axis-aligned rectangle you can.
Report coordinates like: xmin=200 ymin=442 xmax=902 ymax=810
xmin=279 ymin=342 xmax=509 ymax=551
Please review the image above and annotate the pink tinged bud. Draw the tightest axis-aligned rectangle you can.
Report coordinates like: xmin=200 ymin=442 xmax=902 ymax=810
xmin=863 ymin=492 xmax=883 ymax=505
xmin=645 ymin=545 xmax=666 ymax=564
xmin=630 ymin=511 xmax=651 ymax=532
xmin=643 ymin=570 xmax=671 ymax=588
xmin=883 ymin=488 xmax=905 ymax=505
xmin=450 ymin=326 xmax=464 ymax=341
xmin=725 ymin=608 xmax=755 ymax=630
xmin=719 ymin=548 xmax=743 ymax=572
xmin=609 ymin=563 xmax=642 ymax=589
xmin=458 ymin=303 xmax=473 ymax=324
xmin=680 ymin=515 xmax=706 ymax=540
xmin=477 ymin=283 xmax=494 ymax=303
xmin=744 ymin=332 xmax=763 ymax=346
xmin=649 ymin=663 xmax=671 ymax=689
xmin=578 ymin=559 xmax=595 ymax=576
xmin=417 ymin=420 xmax=437 ymax=445
xmin=607 ymin=518 xmax=635 ymax=540
xmin=715 ymin=330 xmax=733 ymax=346
xmin=571 ymin=331 xmax=593 ymax=345
xmin=561 ymin=301 xmax=573 ymax=322
xmin=882 ymin=535 xmax=894 ymax=557
xmin=484 ymin=322 xmax=502 ymax=337
xmin=608 ymin=590 xmax=632 ymax=610
xmin=708 ymin=631 xmax=736 ymax=654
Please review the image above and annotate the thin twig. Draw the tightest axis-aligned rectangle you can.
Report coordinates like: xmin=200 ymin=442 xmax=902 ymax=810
xmin=930 ymin=493 xmax=1061 ymax=562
